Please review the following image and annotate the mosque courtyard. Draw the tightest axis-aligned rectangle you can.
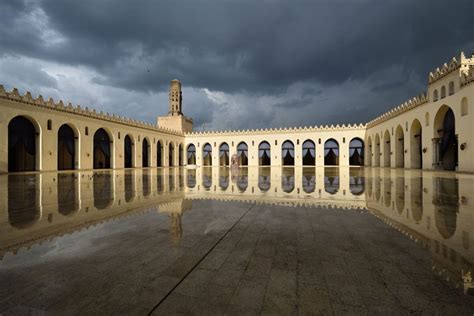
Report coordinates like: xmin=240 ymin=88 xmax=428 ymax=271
xmin=0 ymin=166 xmax=473 ymax=314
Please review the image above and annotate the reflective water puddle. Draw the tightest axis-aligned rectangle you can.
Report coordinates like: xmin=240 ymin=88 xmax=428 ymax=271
xmin=0 ymin=167 xmax=473 ymax=314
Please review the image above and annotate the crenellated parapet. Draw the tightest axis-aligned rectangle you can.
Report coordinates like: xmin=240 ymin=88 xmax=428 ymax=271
xmin=428 ymin=52 xmax=474 ymax=85
xmin=185 ymin=123 xmax=366 ymax=137
xmin=0 ymin=85 xmax=184 ymax=136
xmin=461 ymin=65 xmax=474 ymax=87
xmin=366 ymin=92 xmax=428 ymax=128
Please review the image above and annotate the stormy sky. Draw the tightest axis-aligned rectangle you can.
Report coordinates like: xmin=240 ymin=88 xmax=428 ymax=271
xmin=0 ymin=0 xmax=473 ymax=131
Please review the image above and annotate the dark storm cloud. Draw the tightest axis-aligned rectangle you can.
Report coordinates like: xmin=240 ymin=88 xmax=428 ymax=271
xmin=0 ymin=0 xmax=473 ymax=128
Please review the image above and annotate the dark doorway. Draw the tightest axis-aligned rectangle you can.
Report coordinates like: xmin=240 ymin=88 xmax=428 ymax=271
xmin=142 ymin=138 xmax=149 ymax=167
xmin=58 ymin=124 xmax=75 ymax=170
xmin=93 ymin=128 xmax=111 ymax=169
xmin=8 ymin=116 xmax=36 ymax=172
xmin=259 ymin=141 xmax=271 ymax=166
xmin=124 ymin=135 xmax=133 ymax=168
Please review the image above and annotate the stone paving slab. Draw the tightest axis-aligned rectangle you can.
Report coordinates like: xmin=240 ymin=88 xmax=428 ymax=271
xmin=1 ymin=200 xmax=473 ymax=315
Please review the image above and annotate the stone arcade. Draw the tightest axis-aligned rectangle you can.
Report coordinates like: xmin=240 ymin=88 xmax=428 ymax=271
xmin=0 ymin=52 xmax=473 ymax=173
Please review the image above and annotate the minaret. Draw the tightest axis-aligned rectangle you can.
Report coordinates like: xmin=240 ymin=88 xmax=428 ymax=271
xmin=157 ymin=79 xmax=193 ymax=133
xmin=169 ymin=79 xmax=182 ymax=116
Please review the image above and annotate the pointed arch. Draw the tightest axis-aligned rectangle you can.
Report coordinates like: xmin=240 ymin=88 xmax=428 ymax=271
xmin=187 ymin=144 xmax=196 ymax=165
xmin=374 ymin=133 xmax=381 ymax=167
xmin=302 ymin=140 xmax=315 ymax=166
xmin=142 ymin=137 xmax=150 ymax=167
xmin=168 ymin=142 xmax=174 ymax=166
xmin=410 ymin=119 xmax=422 ymax=169
xmin=383 ymin=130 xmax=391 ymax=167
xmin=394 ymin=125 xmax=404 ymax=168
xmin=282 ymin=140 xmax=295 ymax=165
xmin=259 ymin=141 xmax=271 ymax=166
xmin=237 ymin=142 xmax=248 ymax=166
xmin=202 ymin=143 xmax=212 ymax=166
xmin=124 ymin=135 xmax=134 ymax=168
xmin=58 ymin=124 xmax=77 ymax=170
xmin=433 ymin=105 xmax=457 ymax=170
xmin=156 ymin=140 xmax=163 ymax=167
xmin=8 ymin=115 xmax=40 ymax=172
xmin=219 ymin=142 xmax=229 ymax=166
xmin=93 ymin=128 xmax=112 ymax=169
xmin=324 ymin=139 xmax=339 ymax=166
xmin=349 ymin=138 xmax=364 ymax=166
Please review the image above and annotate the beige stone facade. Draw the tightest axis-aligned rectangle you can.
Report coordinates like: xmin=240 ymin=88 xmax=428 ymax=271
xmin=1 ymin=52 xmax=473 ymax=173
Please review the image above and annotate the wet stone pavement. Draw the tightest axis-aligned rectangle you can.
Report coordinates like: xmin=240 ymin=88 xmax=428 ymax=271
xmin=0 ymin=167 xmax=473 ymax=314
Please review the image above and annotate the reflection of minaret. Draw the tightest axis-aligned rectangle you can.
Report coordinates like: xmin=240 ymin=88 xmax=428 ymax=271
xmin=158 ymin=199 xmax=192 ymax=244
xmin=170 ymin=213 xmax=182 ymax=244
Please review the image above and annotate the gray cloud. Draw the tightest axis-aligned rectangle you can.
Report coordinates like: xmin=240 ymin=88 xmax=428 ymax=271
xmin=0 ymin=0 xmax=473 ymax=129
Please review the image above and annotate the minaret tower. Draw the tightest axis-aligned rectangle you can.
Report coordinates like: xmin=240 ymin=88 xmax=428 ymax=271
xmin=169 ymin=79 xmax=182 ymax=116
xmin=157 ymin=79 xmax=193 ymax=133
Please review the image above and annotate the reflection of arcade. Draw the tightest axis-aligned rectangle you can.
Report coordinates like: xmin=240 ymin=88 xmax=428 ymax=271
xmin=0 ymin=169 xmax=189 ymax=258
xmin=186 ymin=167 xmax=366 ymax=210
xmin=365 ymin=170 xmax=473 ymax=295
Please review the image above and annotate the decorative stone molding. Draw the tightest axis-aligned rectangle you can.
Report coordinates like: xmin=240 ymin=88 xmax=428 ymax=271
xmin=186 ymin=123 xmax=367 ymax=137
xmin=0 ymin=85 xmax=184 ymax=136
xmin=366 ymin=93 xmax=428 ymax=128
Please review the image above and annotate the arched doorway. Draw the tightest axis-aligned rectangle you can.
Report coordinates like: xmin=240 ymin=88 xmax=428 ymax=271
xmin=157 ymin=140 xmax=163 ymax=167
xmin=383 ymin=130 xmax=391 ymax=167
xmin=124 ymin=135 xmax=133 ymax=168
xmin=366 ymin=137 xmax=372 ymax=166
xmin=142 ymin=138 xmax=149 ymax=167
xmin=58 ymin=124 xmax=76 ymax=170
xmin=374 ymin=134 xmax=381 ymax=167
xmin=302 ymin=140 xmax=315 ymax=166
xmin=168 ymin=143 xmax=174 ymax=166
xmin=219 ymin=143 xmax=229 ymax=166
xmin=324 ymin=139 xmax=339 ymax=165
xmin=395 ymin=125 xmax=404 ymax=168
xmin=349 ymin=138 xmax=364 ymax=166
xmin=259 ymin=141 xmax=271 ymax=166
xmin=237 ymin=142 xmax=248 ymax=165
xmin=203 ymin=143 xmax=212 ymax=166
xmin=410 ymin=120 xmax=422 ymax=169
xmin=433 ymin=105 xmax=457 ymax=170
xmin=187 ymin=144 xmax=196 ymax=164
xmin=178 ymin=144 xmax=183 ymax=166
xmin=282 ymin=140 xmax=294 ymax=165
xmin=93 ymin=128 xmax=111 ymax=169
xmin=8 ymin=116 xmax=37 ymax=172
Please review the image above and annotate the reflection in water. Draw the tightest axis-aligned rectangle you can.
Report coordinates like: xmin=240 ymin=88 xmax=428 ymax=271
xmin=433 ymin=177 xmax=459 ymax=239
xmin=143 ymin=170 xmax=151 ymax=197
xmin=57 ymin=174 xmax=79 ymax=216
xmin=236 ymin=168 xmax=248 ymax=192
xmin=8 ymin=174 xmax=41 ymax=228
xmin=383 ymin=170 xmax=391 ymax=208
xmin=411 ymin=177 xmax=423 ymax=222
xmin=374 ymin=170 xmax=381 ymax=202
xmin=258 ymin=167 xmax=271 ymax=192
xmin=324 ymin=168 xmax=339 ymax=194
xmin=395 ymin=177 xmax=405 ymax=214
xmin=2 ymin=167 xmax=473 ymax=297
xmin=349 ymin=168 xmax=365 ymax=196
xmin=219 ymin=167 xmax=229 ymax=190
xmin=93 ymin=172 xmax=113 ymax=210
xmin=125 ymin=173 xmax=135 ymax=202
xmin=187 ymin=169 xmax=196 ymax=188
xmin=202 ymin=168 xmax=212 ymax=190
xmin=302 ymin=168 xmax=316 ymax=193
xmin=281 ymin=167 xmax=295 ymax=193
